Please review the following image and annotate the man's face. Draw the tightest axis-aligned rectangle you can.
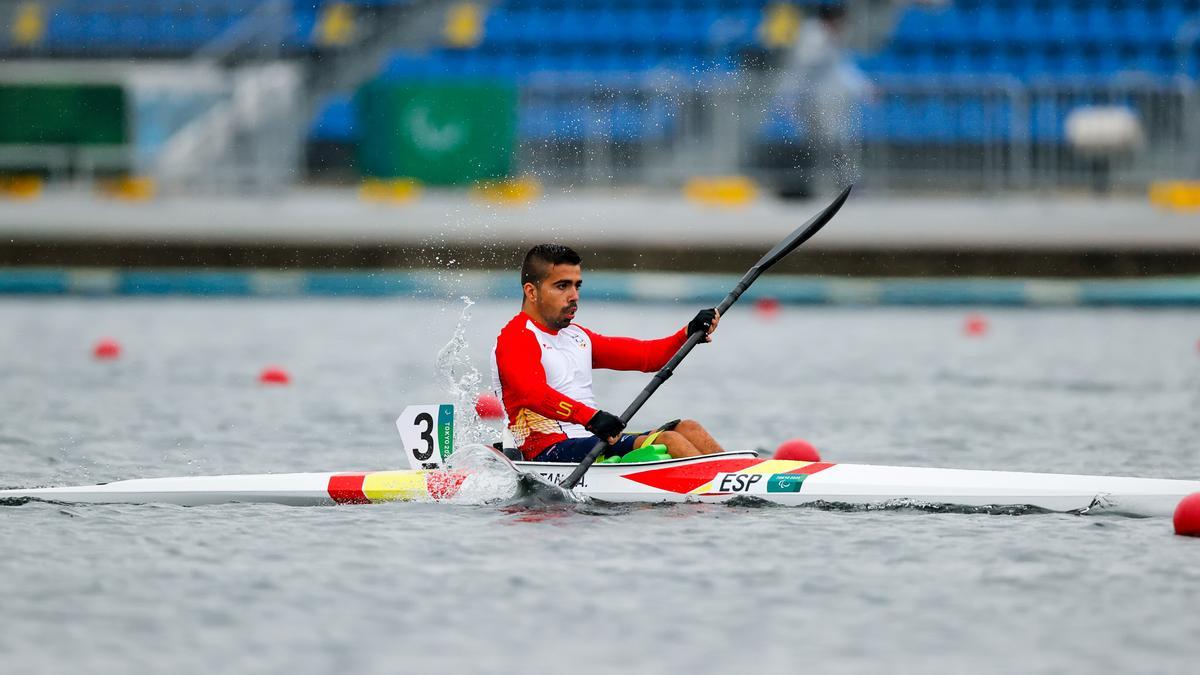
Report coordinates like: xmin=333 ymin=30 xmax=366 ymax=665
xmin=527 ymin=263 xmax=582 ymax=330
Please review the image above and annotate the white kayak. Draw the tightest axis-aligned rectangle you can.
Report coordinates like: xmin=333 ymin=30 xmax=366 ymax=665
xmin=4 ymin=451 xmax=1199 ymax=517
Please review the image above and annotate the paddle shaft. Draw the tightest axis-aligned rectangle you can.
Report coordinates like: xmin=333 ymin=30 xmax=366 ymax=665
xmin=558 ymin=185 xmax=853 ymax=489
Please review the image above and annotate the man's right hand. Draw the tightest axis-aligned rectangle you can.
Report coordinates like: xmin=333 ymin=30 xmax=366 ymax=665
xmin=586 ymin=410 xmax=625 ymax=445
xmin=688 ymin=308 xmax=719 ymax=343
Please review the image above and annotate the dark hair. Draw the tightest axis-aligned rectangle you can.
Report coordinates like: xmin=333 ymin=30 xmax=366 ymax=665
xmin=521 ymin=244 xmax=582 ymax=287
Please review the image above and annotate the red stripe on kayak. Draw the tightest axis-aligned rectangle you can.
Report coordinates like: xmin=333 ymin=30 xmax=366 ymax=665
xmin=427 ymin=472 xmax=468 ymax=501
xmin=622 ymin=458 xmax=761 ymax=494
xmin=786 ymin=462 xmax=835 ymax=475
xmin=328 ymin=473 xmax=369 ymax=504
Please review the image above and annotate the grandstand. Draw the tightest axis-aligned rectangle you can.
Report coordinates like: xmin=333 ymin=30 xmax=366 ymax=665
xmin=0 ymin=0 xmax=1198 ymax=195
xmin=14 ymin=0 xmax=316 ymax=55
xmin=877 ymin=1 xmax=1200 ymax=79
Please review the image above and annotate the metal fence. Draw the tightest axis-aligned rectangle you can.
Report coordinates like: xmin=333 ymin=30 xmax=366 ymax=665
xmin=1025 ymin=76 xmax=1199 ymax=193
xmin=0 ymin=60 xmax=304 ymax=194
xmin=515 ymin=73 xmax=1200 ymax=195
xmin=854 ymin=77 xmax=1029 ymax=193
xmin=516 ymin=72 xmax=762 ymax=188
xmin=0 ymin=0 xmax=305 ymax=195
xmin=153 ymin=62 xmax=304 ymax=194
xmin=2 ymin=65 xmax=1194 ymax=195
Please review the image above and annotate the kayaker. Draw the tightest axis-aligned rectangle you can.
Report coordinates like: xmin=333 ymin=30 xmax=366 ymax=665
xmin=491 ymin=243 xmax=726 ymax=463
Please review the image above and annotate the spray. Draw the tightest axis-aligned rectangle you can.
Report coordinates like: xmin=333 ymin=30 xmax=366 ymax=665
xmin=433 ymin=296 xmax=494 ymax=448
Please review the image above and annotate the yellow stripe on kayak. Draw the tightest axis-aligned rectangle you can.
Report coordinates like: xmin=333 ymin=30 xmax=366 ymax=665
xmin=362 ymin=470 xmax=431 ymax=502
xmin=737 ymin=459 xmax=812 ymax=475
xmin=688 ymin=459 xmax=814 ymax=494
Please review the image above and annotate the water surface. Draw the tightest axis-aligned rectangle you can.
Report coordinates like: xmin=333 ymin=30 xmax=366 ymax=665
xmin=2 ymin=299 xmax=1198 ymax=674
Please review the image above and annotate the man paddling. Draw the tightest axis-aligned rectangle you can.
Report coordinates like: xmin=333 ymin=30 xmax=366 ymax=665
xmin=491 ymin=244 xmax=725 ymax=463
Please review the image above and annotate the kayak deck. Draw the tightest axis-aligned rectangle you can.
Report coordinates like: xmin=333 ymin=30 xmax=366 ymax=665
xmin=4 ymin=452 xmax=1198 ymax=516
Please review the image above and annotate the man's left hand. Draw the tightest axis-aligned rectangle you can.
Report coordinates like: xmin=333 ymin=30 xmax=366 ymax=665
xmin=688 ymin=308 xmax=720 ymax=343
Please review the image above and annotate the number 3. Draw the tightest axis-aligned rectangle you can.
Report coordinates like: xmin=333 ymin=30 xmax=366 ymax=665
xmin=413 ymin=412 xmax=434 ymax=461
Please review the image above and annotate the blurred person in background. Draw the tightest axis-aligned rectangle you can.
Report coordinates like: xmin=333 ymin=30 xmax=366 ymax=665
xmin=776 ymin=3 xmax=874 ymax=192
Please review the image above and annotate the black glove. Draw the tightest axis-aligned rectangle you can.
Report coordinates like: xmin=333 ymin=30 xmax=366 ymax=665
xmin=688 ymin=308 xmax=718 ymax=339
xmin=585 ymin=410 xmax=625 ymax=440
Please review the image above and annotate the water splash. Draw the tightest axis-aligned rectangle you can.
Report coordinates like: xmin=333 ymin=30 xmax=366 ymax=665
xmin=443 ymin=444 xmax=520 ymax=503
xmin=432 ymin=296 xmax=494 ymax=447
xmin=443 ymin=444 xmax=580 ymax=507
xmin=429 ymin=296 xmax=580 ymax=508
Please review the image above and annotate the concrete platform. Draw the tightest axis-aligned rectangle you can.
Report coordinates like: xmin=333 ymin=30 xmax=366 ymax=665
xmin=1 ymin=188 xmax=1197 ymax=276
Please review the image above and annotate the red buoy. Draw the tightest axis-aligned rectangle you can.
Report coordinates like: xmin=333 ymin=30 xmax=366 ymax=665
xmin=1174 ymin=493 xmax=1200 ymax=537
xmin=754 ymin=297 xmax=782 ymax=319
xmin=258 ymin=367 xmax=291 ymax=385
xmin=475 ymin=393 xmax=504 ymax=420
xmin=963 ymin=313 xmax=989 ymax=337
xmin=93 ymin=339 xmax=121 ymax=360
xmin=774 ymin=438 xmax=821 ymax=462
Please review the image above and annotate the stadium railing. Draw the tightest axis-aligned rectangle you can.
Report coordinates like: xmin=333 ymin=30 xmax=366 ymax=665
xmin=508 ymin=72 xmax=1198 ymax=195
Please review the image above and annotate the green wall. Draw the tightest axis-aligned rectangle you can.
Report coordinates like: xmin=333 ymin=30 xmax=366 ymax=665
xmin=0 ymin=84 xmax=127 ymax=145
xmin=356 ymin=80 xmax=517 ymax=185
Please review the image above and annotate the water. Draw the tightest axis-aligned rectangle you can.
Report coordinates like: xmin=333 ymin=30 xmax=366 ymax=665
xmin=2 ymin=298 xmax=1199 ymax=674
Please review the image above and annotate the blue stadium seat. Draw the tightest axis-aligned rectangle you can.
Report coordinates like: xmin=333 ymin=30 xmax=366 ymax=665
xmin=292 ymin=8 xmax=317 ymax=49
xmin=20 ymin=0 xmax=329 ymax=54
xmin=759 ymin=107 xmax=805 ymax=143
xmin=1080 ymin=6 xmax=1119 ymax=46
xmin=1007 ymin=5 xmax=1046 ymax=45
xmin=310 ymin=94 xmax=357 ymax=142
xmin=860 ymin=102 xmax=887 ymax=143
xmin=46 ymin=12 xmax=85 ymax=49
xmin=116 ymin=15 xmax=149 ymax=48
xmin=1030 ymin=98 xmax=1064 ymax=143
xmin=87 ymin=13 xmax=119 ymax=49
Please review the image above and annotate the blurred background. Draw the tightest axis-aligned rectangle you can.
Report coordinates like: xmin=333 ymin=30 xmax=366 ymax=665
xmin=0 ymin=0 xmax=1198 ymax=291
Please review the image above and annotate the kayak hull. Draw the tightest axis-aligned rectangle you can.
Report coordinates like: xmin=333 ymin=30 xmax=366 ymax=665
xmin=4 ymin=452 xmax=1199 ymax=516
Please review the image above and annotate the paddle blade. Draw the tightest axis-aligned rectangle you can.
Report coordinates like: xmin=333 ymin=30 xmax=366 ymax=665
xmin=756 ymin=184 xmax=852 ymax=271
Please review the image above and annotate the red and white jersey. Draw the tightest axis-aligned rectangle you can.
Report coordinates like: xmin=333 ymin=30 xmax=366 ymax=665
xmin=491 ymin=311 xmax=687 ymax=460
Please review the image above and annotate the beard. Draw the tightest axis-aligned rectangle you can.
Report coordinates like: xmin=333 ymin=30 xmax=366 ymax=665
xmin=547 ymin=303 xmax=577 ymax=330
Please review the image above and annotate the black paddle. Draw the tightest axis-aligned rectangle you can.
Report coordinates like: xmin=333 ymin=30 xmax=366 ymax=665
xmin=559 ymin=184 xmax=853 ymax=489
